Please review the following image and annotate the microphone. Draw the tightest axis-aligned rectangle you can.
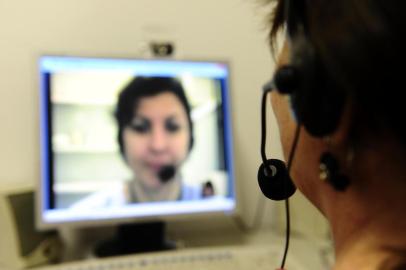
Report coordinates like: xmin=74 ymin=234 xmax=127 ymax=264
xmin=258 ymin=159 xmax=296 ymax=200
xmin=258 ymin=81 xmax=296 ymax=201
xmin=158 ymin=165 xmax=176 ymax=183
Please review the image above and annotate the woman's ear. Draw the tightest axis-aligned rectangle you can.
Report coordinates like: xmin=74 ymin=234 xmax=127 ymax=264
xmin=328 ymin=99 xmax=353 ymax=149
xmin=277 ymin=40 xmax=291 ymax=67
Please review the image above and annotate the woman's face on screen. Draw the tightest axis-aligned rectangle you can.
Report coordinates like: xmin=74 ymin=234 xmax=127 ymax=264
xmin=123 ymin=92 xmax=190 ymax=189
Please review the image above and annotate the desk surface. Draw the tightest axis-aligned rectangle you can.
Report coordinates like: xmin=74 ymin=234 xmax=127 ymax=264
xmin=36 ymin=244 xmax=304 ymax=270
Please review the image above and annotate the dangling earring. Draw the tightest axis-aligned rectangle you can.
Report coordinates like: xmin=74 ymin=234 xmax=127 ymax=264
xmin=319 ymin=138 xmax=351 ymax=191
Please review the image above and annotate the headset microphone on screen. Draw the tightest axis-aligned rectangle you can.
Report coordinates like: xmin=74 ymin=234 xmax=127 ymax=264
xmin=158 ymin=165 xmax=176 ymax=183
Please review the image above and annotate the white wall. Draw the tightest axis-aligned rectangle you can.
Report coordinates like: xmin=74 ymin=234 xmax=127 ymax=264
xmin=0 ymin=0 xmax=328 ymax=238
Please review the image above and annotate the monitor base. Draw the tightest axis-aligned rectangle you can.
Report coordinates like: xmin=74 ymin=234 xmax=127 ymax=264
xmin=94 ymin=221 xmax=176 ymax=257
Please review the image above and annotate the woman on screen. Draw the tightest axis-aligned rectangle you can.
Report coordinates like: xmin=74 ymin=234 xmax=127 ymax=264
xmin=70 ymin=77 xmax=202 ymax=209
xmin=115 ymin=76 xmax=199 ymax=202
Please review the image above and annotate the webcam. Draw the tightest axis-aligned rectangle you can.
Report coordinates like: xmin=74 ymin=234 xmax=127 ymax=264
xmin=150 ymin=42 xmax=174 ymax=57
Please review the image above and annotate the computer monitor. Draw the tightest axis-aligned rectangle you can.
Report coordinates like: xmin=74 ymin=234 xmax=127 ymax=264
xmin=37 ymin=55 xmax=236 ymax=255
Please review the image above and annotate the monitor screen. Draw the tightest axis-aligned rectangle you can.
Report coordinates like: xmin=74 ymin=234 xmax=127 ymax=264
xmin=37 ymin=56 xmax=236 ymax=229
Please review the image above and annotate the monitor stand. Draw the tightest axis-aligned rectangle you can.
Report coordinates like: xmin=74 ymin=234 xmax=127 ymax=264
xmin=94 ymin=221 xmax=176 ymax=257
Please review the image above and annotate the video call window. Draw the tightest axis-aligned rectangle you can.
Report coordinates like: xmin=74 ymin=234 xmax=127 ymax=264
xmin=39 ymin=57 xmax=235 ymax=226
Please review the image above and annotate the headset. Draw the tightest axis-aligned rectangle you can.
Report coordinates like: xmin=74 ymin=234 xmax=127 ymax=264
xmin=257 ymin=0 xmax=347 ymax=206
xmin=158 ymin=165 xmax=176 ymax=183
xmin=257 ymin=0 xmax=346 ymax=268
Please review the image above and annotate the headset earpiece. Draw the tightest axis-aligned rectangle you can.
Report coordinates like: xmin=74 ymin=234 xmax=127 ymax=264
xmin=274 ymin=65 xmax=299 ymax=95
xmin=274 ymin=32 xmax=346 ymax=137
xmin=271 ymin=0 xmax=346 ymax=138
xmin=257 ymin=159 xmax=296 ymax=201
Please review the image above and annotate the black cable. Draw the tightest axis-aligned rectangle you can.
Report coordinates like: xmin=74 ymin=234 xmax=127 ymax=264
xmin=281 ymin=124 xmax=301 ymax=269
xmin=281 ymin=199 xmax=291 ymax=268
xmin=232 ymin=84 xmax=281 ymax=235
xmin=260 ymin=85 xmax=270 ymax=165
xmin=261 ymin=85 xmax=301 ymax=269
xmin=231 ymin=84 xmax=273 ymax=234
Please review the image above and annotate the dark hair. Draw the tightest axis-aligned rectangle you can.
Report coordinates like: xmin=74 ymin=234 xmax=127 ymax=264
xmin=203 ymin=181 xmax=214 ymax=190
xmin=268 ymin=0 xmax=406 ymax=146
xmin=115 ymin=76 xmax=194 ymax=157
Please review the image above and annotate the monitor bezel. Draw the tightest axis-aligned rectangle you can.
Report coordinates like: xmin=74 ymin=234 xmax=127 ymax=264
xmin=36 ymin=55 xmax=239 ymax=230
